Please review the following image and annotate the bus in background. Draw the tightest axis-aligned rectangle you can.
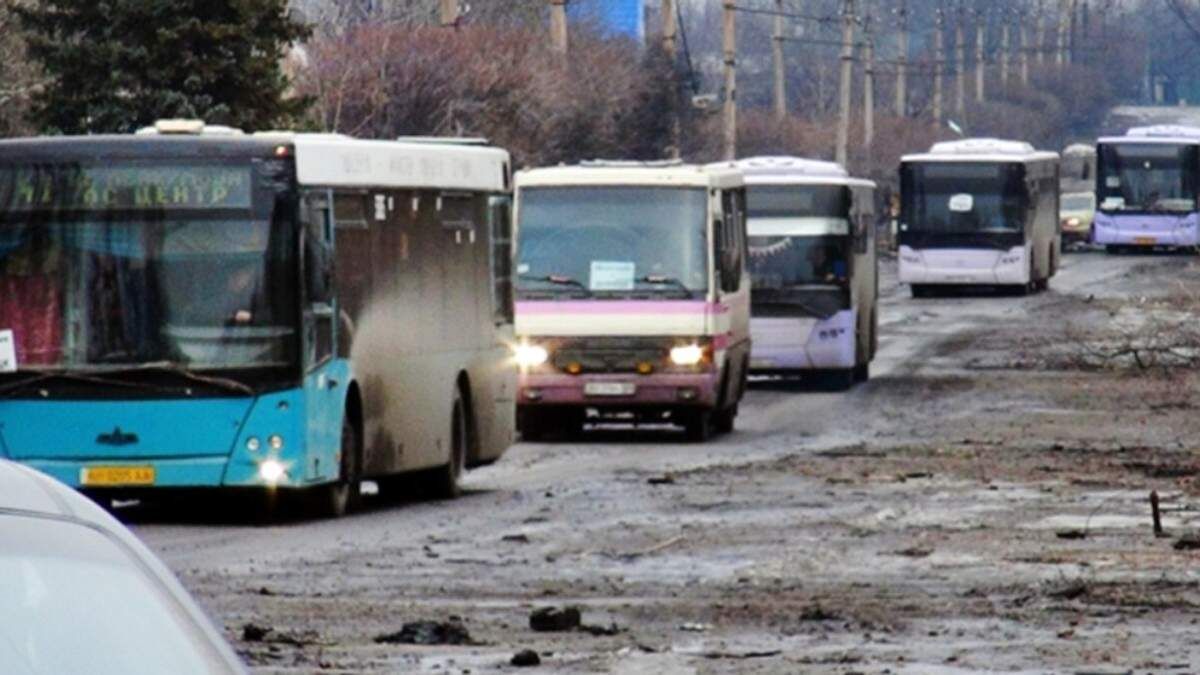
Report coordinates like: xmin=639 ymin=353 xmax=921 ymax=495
xmin=1094 ymin=125 xmax=1200 ymax=253
xmin=899 ymin=138 xmax=1061 ymax=297
xmin=0 ymin=121 xmax=516 ymax=517
xmin=734 ymin=157 xmax=877 ymax=390
xmin=513 ymin=161 xmax=750 ymax=442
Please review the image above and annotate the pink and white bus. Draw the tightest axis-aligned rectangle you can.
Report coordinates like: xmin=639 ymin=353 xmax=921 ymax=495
xmin=513 ymin=162 xmax=750 ymax=442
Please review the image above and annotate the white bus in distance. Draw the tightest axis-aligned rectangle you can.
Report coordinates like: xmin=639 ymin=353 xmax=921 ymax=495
xmin=734 ymin=157 xmax=878 ymax=390
xmin=899 ymin=138 xmax=1061 ymax=297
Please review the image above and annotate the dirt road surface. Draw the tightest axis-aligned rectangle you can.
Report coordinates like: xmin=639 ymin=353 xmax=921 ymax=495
xmin=134 ymin=251 xmax=1200 ymax=674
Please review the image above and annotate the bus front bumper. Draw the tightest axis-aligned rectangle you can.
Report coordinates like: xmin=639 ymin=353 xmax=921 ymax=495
xmin=750 ymin=311 xmax=856 ymax=372
xmin=519 ymin=372 xmax=721 ymax=409
xmin=899 ymin=246 xmax=1028 ymax=285
xmin=1092 ymin=213 xmax=1200 ymax=247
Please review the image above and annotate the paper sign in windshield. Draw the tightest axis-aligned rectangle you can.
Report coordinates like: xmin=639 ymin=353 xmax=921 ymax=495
xmin=0 ymin=330 xmax=16 ymax=373
xmin=948 ymin=194 xmax=975 ymax=213
xmin=590 ymin=261 xmax=636 ymax=291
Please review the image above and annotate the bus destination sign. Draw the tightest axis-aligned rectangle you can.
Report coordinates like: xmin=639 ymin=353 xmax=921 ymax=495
xmin=0 ymin=165 xmax=253 ymax=211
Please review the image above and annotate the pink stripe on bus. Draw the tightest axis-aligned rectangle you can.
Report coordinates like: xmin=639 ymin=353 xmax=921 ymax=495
xmin=517 ymin=301 xmax=729 ymax=316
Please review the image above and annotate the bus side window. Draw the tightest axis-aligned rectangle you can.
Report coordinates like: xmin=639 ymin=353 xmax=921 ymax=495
xmin=488 ymin=195 xmax=514 ymax=325
xmin=303 ymin=192 xmax=335 ymax=368
xmin=717 ymin=190 xmax=744 ymax=293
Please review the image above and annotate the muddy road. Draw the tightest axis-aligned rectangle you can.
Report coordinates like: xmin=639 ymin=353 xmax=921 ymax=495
xmin=135 ymin=251 xmax=1200 ymax=674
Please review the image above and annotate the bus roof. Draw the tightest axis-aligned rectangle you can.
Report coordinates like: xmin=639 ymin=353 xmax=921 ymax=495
xmin=1062 ymin=143 xmax=1096 ymax=157
xmin=0 ymin=129 xmax=511 ymax=194
xmin=517 ymin=162 xmax=743 ymax=190
xmin=902 ymin=137 xmax=1058 ymax=164
xmin=727 ymin=156 xmax=875 ymax=189
xmin=1098 ymin=125 xmax=1200 ymax=146
xmin=286 ymin=134 xmax=510 ymax=193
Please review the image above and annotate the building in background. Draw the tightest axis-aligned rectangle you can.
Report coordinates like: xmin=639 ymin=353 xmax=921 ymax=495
xmin=570 ymin=0 xmax=646 ymax=42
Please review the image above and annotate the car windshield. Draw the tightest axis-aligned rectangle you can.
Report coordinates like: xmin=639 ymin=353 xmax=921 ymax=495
xmin=902 ymin=162 xmax=1027 ymax=234
xmin=516 ymin=186 xmax=709 ymax=297
xmin=1097 ymin=143 xmax=1198 ymax=213
xmin=0 ymin=160 xmax=298 ymax=373
xmin=1061 ymin=194 xmax=1094 ymax=211
xmin=0 ymin=515 xmax=238 ymax=675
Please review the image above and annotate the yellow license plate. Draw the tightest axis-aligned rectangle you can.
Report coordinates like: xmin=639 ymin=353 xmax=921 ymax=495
xmin=81 ymin=466 xmax=156 ymax=486
xmin=1134 ymin=236 xmax=1157 ymax=245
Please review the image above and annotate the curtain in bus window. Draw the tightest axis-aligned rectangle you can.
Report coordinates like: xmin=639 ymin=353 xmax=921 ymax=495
xmin=0 ymin=227 xmax=64 ymax=366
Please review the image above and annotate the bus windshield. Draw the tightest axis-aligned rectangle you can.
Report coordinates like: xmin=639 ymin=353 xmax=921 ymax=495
xmin=1098 ymin=143 xmax=1198 ymax=213
xmin=0 ymin=160 xmax=298 ymax=375
xmin=517 ymin=186 xmax=709 ymax=298
xmin=902 ymin=162 xmax=1027 ymax=234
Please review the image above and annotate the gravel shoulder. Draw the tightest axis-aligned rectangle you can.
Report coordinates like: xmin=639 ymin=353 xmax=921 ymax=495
xmin=135 ymin=251 xmax=1200 ymax=674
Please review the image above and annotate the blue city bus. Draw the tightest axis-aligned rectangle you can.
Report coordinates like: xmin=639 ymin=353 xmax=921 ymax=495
xmin=0 ymin=121 xmax=516 ymax=517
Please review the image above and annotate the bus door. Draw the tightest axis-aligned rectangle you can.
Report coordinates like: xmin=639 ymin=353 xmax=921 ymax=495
xmin=300 ymin=191 xmax=342 ymax=483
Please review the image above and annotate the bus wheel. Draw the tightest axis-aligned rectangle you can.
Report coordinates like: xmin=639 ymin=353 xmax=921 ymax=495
xmin=821 ymin=370 xmax=856 ymax=391
xmin=854 ymin=362 xmax=870 ymax=383
xmin=684 ymin=409 xmax=713 ymax=442
xmin=432 ymin=389 xmax=468 ymax=500
xmin=713 ymin=405 xmax=737 ymax=434
xmin=309 ymin=414 xmax=362 ymax=519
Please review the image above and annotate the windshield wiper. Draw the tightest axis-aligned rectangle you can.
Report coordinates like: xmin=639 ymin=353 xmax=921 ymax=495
xmin=109 ymin=362 xmax=256 ymax=395
xmin=0 ymin=371 xmax=185 ymax=398
xmin=519 ymin=273 xmax=593 ymax=297
xmin=636 ymin=275 xmax=694 ymax=298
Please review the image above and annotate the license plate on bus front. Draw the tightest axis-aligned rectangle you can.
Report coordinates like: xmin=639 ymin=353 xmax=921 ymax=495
xmin=584 ymin=382 xmax=636 ymax=397
xmin=81 ymin=466 xmax=156 ymax=487
xmin=1134 ymin=236 xmax=1157 ymax=245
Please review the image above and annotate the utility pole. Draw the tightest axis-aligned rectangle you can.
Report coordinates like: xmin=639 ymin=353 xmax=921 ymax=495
xmin=955 ymin=3 xmax=966 ymax=117
xmin=663 ymin=0 xmax=681 ymax=159
xmin=1020 ymin=8 xmax=1031 ymax=86
xmin=1000 ymin=10 xmax=1011 ymax=91
xmin=1056 ymin=0 xmax=1068 ymax=67
xmin=896 ymin=0 xmax=909 ymax=117
xmin=933 ymin=7 xmax=944 ymax=129
xmin=835 ymin=0 xmax=856 ymax=167
xmin=722 ymin=0 xmax=737 ymax=161
xmin=772 ymin=0 xmax=787 ymax=122
xmin=549 ymin=0 xmax=569 ymax=56
xmin=974 ymin=8 xmax=985 ymax=104
xmin=864 ymin=10 xmax=875 ymax=154
xmin=439 ymin=0 xmax=458 ymax=26
xmin=1035 ymin=0 xmax=1045 ymax=65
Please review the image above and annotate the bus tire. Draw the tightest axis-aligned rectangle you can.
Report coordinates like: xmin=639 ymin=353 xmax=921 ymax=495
xmin=854 ymin=362 xmax=870 ymax=383
xmin=431 ymin=388 xmax=468 ymax=500
xmin=308 ymin=413 xmax=362 ymax=519
xmin=713 ymin=404 xmax=737 ymax=435
xmin=822 ymin=369 xmax=856 ymax=391
xmin=684 ymin=409 xmax=713 ymax=442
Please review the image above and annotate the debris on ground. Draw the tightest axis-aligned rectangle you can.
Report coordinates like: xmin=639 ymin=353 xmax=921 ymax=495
xmin=1047 ymin=581 xmax=1089 ymax=601
xmin=239 ymin=623 xmax=321 ymax=647
xmin=501 ymin=533 xmax=531 ymax=544
xmin=1056 ymin=529 xmax=1088 ymax=540
xmin=1173 ymin=533 xmax=1200 ymax=551
xmin=894 ymin=546 xmax=933 ymax=558
xmin=578 ymin=622 xmax=621 ymax=636
xmin=374 ymin=620 xmax=474 ymax=645
xmin=242 ymin=623 xmax=270 ymax=642
xmin=529 ymin=606 xmax=582 ymax=632
xmin=799 ymin=604 xmax=840 ymax=622
xmin=647 ymin=473 xmax=676 ymax=485
xmin=510 ymin=649 xmax=541 ymax=667
xmin=678 ymin=622 xmax=712 ymax=632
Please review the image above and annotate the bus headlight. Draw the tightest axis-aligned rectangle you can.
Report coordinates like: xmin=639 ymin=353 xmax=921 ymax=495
xmin=514 ymin=343 xmax=549 ymax=368
xmin=670 ymin=344 xmax=705 ymax=366
xmin=258 ymin=459 xmax=288 ymax=485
